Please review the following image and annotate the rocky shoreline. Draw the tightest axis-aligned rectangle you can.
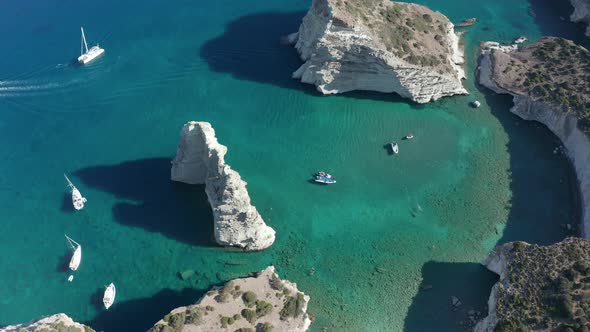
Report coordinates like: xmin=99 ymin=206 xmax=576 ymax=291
xmin=290 ymin=0 xmax=467 ymax=103
xmin=171 ymin=121 xmax=276 ymax=251
xmin=0 ymin=314 xmax=94 ymax=332
xmin=474 ymin=238 xmax=590 ymax=332
xmin=478 ymin=39 xmax=590 ymax=238
xmin=149 ymin=266 xmax=311 ymax=332
xmin=476 ymin=38 xmax=590 ymax=331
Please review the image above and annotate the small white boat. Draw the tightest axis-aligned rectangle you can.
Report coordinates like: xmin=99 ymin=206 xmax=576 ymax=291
xmin=405 ymin=134 xmax=414 ymax=140
xmin=514 ymin=36 xmax=528 ymax=44
xmin=65 ymin=235 xmax=82 ymax=271
xmin=78 ymin=27 xmax=104 ymax=64
xmin=103 ymin=283 xmax=116 ymax=309
xmin=64 ymin=174 xmax=87 ymax=210
xmin=471 ymin=100 xmax=481 ymax=108
xmin=390 ymin=142 xmax=399 ymax=154
xmin=68 ymin=275 xmax=74 ymax=282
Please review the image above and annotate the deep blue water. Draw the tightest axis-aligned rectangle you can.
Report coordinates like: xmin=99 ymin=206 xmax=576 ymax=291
xmin=0 ymin=0 xmax=587 ymax=331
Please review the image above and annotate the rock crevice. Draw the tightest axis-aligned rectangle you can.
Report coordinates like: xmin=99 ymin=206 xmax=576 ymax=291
xmin=171 ymin=121 xmax=275 ymax=251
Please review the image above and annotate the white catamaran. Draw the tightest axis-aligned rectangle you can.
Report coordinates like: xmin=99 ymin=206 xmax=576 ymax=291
xmin=65 ymin=235 xmax=82 ymax=271
xmin=103 ymin=283 xmax=116 ymax=309
xmin=64 ymin=174 xmax=87 ymax=210
xmin=78 ymin=27 xmax=104 ymax=64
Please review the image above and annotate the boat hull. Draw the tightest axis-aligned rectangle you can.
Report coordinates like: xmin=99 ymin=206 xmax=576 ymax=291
xmin=103 ymin=283 xmax=116 ymax=309
xmin=69 ymin=246 xmax=82 ymax=271
xmin=78 ymin=47 xmax=104 ymax=64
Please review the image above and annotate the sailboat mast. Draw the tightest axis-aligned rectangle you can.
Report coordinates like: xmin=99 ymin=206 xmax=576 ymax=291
xmin=80 ymin=27 xmax=89 ymax=54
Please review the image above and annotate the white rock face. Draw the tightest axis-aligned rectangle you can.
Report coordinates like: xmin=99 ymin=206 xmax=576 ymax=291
xmin=570 ymin=0 xmax=590 ymax=37
xmin=0 ymin=314 xmax=93 ymax=332
xmin=171 ymin=121 xmax=276 ymax=251
xmin=479 ymin=42 xmax=590 ymax=238
xmin=473 ymin=243 xmax=513 ymax=332
xmin=292 ymin=0 xmax=467 ymax=103
xmin=149 ymin=266 xmax=312 ymax=332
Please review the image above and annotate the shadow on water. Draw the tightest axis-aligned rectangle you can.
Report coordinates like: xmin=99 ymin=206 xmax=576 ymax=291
xmin=86 ymin=287 xmax=207 ymax=332
xmin=405 ymin=83 xmax=578 ymax=330
xmin=56 ymin=251 xmax=71 ymax=273
xmin=404 ymin=262 xmax=498 ymax=331
xmin=74 ymin=158 xmax=216 ymax=247
xmin=200 ymin=11 xmax=416 ymax=105
xmin=527 ymin=0 xmax=590 ymax=47
xmin=60 ymin=192 xmax=74 ymax=213
xmin=481 ymin=91 xmax=577 ymax=245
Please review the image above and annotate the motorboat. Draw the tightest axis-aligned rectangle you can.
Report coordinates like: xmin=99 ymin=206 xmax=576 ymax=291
xmin=390 ymin=142 xmax=399 ymax=154
xmin=405 ymin=134 xmax=414 ymax=140
xmin=103 ymin=283 xmax=116 ymax=309
xmin=78 ymin=27 xmax=104 ymax=64
xmin=314 ymin=172 xmax=336 ymax=184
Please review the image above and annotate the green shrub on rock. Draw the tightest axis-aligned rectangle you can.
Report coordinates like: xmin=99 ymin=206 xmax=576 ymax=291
xmin=255 ymin=300 xmax=273 ymax=317
xmin=241 ymin=308 xmax=257 ymax=324
xmin=242 ymin=291 xmax=257 ymax=307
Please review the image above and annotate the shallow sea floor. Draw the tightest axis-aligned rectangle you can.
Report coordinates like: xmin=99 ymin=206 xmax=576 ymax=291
xmin=0 ymin=0 xmax=587 ymax=331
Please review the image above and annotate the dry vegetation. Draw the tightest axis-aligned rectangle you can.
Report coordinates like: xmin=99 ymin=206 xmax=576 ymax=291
xmin=493 ymin=238 xmax=590 ymax=332
xmin=330 ymin=0 xmax=455 ymax=73
xmin=490 ymin=37 xmax=590 ymax=132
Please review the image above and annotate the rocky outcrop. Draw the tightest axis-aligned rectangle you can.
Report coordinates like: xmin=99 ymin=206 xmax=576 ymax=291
xmin=475 ymin=238 xmax=590 ymax=332
xmin=0 ymin=314 xmax=95 ymax=332
xmin=171 ymin=121 xmax=275 ymax=251
xmin=570 ymin=0 xmax=590 ymax=37
xmin=291 ymin=0 xmax=467 ymax=103
xmin=149 ymin=266 xmax=311 ymax=332
xmin=478 ymin=39 xmax=590 ymax=237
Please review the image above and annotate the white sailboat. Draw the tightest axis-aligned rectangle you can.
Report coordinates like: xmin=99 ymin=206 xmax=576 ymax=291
xmin=77 ymin=27 xmax=104 ymax=64
xmin=64 ymin=174 xmax=87 ymax=210
xmin=103 ymin=283 xmax=116 ymax=309
xmin=64 ymin=235 xmax=82 ymax=271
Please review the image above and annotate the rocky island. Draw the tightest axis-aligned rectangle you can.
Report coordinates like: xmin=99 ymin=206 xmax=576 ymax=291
xmin=478 ymin=37 xmax=590 ymax=236
xmin=475 ymin=238 xmax=590 ymax=332
xmin=0 ymin=314 xmax=94 ymax=332
xmin=289 ymin=0 xmax=467 ymax=103
xmin=149 ymin=266 xmax=311 ymax=332
xmin=570 ymin=0 xmax=590 ymax=37
xmin=171 ymin=121 xmax=276 ymax=251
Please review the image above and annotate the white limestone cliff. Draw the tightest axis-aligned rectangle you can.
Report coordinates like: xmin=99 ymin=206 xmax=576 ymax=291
xmin=473 ymin=243 xmax=513 ymax=332
xmin=149 ymin=266 xmax=312 ymax=332
xmin=291 ymin=0 xmax=467 ymax=103
xmin=570 ymin=0 xmax=590 ymax=37
xmin=0 ymin=314 xmax=94 ymax=332
xmin=478 ymin=42 xmax=590 ymax=238
xmin=171 ymin=121 xmax=276 ymax=251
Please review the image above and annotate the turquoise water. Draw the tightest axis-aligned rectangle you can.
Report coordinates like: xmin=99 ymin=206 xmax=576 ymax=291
xmin=0 ymin=0 xmax=587 ymax=331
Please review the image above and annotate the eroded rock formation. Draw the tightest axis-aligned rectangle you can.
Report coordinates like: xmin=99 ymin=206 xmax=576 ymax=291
xmin=171 ymin=121 xmax=275 ymax=251
xmin=290 ymin=0 xmax=467 ymax=103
